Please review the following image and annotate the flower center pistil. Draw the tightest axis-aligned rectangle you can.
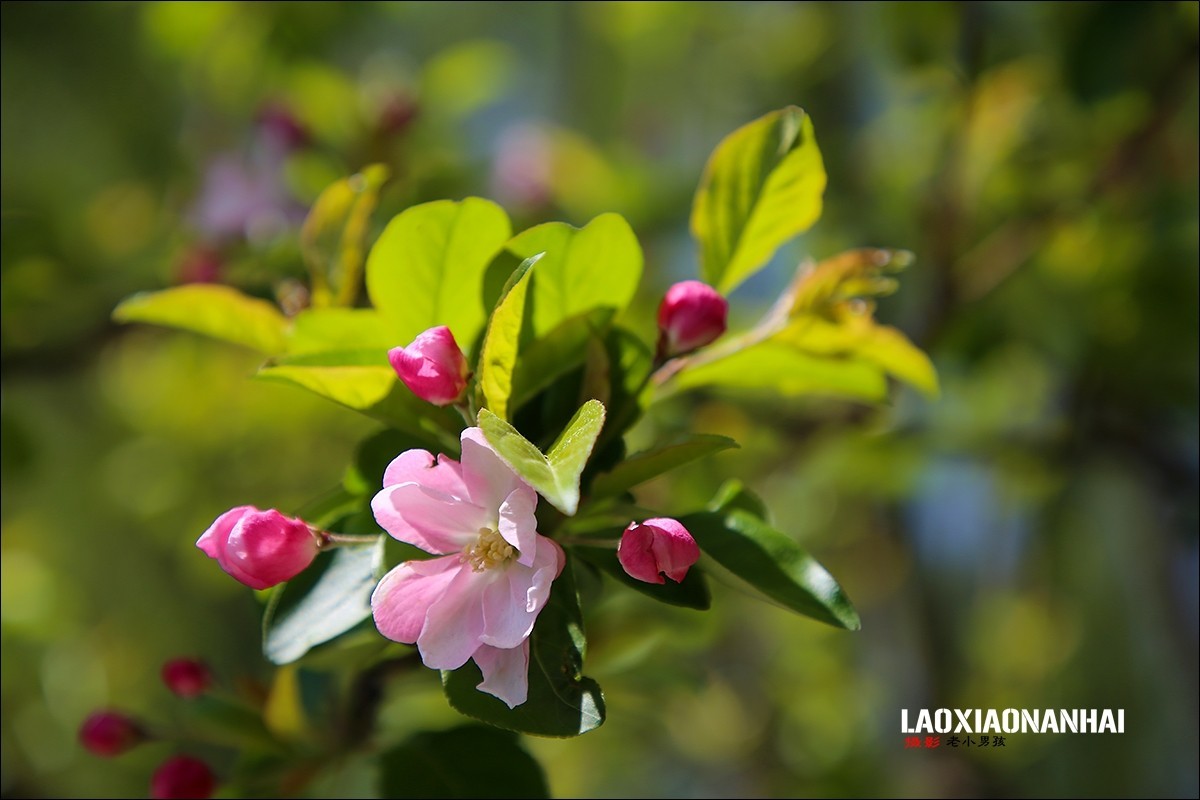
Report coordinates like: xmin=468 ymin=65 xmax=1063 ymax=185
xmin=463 ymin=527 xmax=515 ymax=572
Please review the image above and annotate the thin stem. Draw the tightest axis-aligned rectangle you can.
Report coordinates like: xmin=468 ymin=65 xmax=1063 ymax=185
xmin=315 ymin=531 xmax=384 ymax=549
xmin=559 ymin=535 xmax=621 ymax=549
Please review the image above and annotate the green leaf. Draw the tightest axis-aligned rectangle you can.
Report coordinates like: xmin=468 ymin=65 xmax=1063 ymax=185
xmin=188 ymin=695 xmax=282 ymax=753
xmin=485 ymin=214 xmax=642 ymax=339
xmin=301 ymin=164 xmax=389 ymax=308
xmin=691 ymin=106 xmax=826 ymax=293
xmin=509 ymin=308 xmax=614 ymax=413
xmin=442 ymin=560 xmax=605 ymax=737
xmin=671 ymin=340 xmax=888 ymax=401
xmin=590 ymin=434 xmax=738 ymax=500
xmin=784 ymin=248 xmax=913 ymax=316
xmin=263 ymin=535 xmax=385 ymax=665
xmin=573 ymin=545 xmax=711 ymax=610
xmin=287 ymin=307 xmax=395 ymax=355
xmin=680 ymin=495 xmax=859 ymax=630
xmin=379 ymin=725 xmax=549 ymax=799
xmin=366 ymin=198 xmax=512 ymax=347
xmin=113 ymin=284 xmax=288 ymax=354
xmin=478 ymin=253 xmax=540 ymax=420
xmin=478 ymin=400 xmax=606 ymax=515
xmin=775 ymin=316 xmax=939 ymax=398
xmin=593 ymin=326 xmax=653 ymax=445
xmin=256 ymin=353 xmax=458 ymax=447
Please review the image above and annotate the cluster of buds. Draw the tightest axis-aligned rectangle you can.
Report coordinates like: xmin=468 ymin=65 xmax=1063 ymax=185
xmin=384 ymin=281 xmax=728 ymax=410
xmin=79 ymin=659 xmax=218 ymax=799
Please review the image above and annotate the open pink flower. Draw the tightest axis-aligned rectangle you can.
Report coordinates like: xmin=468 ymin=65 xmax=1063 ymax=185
xmin=371 ymin=427 xmax=564 ymax=708
xmin=618 ymin=517 xmax=701 ymax=584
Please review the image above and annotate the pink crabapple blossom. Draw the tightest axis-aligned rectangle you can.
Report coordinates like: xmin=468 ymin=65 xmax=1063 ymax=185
xmin=387 ymin=326 xmax=471 ymax=407
xmin=370 ymin=427 xmax=564 ymax=708
xmin=656 ymin=280 xmax=729 ymax=358
xmin=196 ymin=506 xmax=320 ymax=590
xmin=617 ymin=517 xmax=701 ymax=584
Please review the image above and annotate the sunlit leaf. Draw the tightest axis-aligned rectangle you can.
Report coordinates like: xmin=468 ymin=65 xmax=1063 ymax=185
xmin=367 ymin=198 xmax=511 ymax=347
xmin=442 ymin=561 xmax=605 ymax=737
xmin=478 ymin=400 xmax=606 ymax=515
xmin=485 ymin=214 xmax=642 ymax=340
xmin=113 ymin=284 xmax=288 ymax=354
xmin=287 ymin=307 xmax=395 ymax=355
xmin=785 ymin=248 xmax=913 ymax=315
xmin=590 ymin=434 xmax=738 ymax=499
xmin=379 ymin=725 xmax=549 ymax=799
xmin=257 ymin=354 xmax=456 ymax=447
xmin=776 ymin=315 xmax=938 ymax=397
xmin=691 ymin=106 xmax=826 ymax=293
xmin=670 ymin=341 xmax=888 ymax=401
xmin=301 ymin=164 xmax=389 ymax=308
xmin=478 ymin=253 xmax=540 ymax=420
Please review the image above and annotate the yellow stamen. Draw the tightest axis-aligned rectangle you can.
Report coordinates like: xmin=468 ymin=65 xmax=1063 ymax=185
xmin=463 ymin=527 xmax=515 ymax=572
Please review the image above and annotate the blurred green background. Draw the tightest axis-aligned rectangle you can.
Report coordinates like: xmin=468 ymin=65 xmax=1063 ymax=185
xmin=2 ymin=2 xmax=1197 ymax=797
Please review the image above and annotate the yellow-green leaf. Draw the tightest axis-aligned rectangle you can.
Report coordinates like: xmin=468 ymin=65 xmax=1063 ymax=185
xmin=492 ymin=214 xmax=642 ymax=338
xmin=478 ymin=254 xmax=540 ymax=420
xmin=366 ymin=198 xmax=511 ymax=348
xmin=671 ymin=341 xmax=888 ymax=402
xmin=113 ymin=284 xmax=288 ymax=354
xmin=478 ymin=399 xmax=606 ymax=515
xmin=691 ymin=106 xmax=826 ymax=294
xmin=301 ymin=164 xmax=389 ymax=308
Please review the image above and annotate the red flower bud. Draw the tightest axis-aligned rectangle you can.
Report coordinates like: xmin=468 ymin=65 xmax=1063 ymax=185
xmin=617 ymin=518 xmax=701 ymax=584
xmin=656 ymin=280 xmax=728 ymax=358
xmin=161 ymin=658 xmax=212 ymax=699
xmin=388 ymin=326 xmax=470 ymax=406
xmin=150 ymin=755 xmax=217 ymax=800
xmin=196 ymin=507 xmax=320 ymax=590
xmin=79 ymin=711 xmax=146 ymax=757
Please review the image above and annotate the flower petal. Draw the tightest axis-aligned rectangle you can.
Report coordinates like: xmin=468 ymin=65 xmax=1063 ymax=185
xmin=473 ymin=641 xmax=530 ymax=709
xmin=196 ymin=506 xmax=255 ymax=560
xmin=417 ymin=562 xmax=490 ymax=670
xmin=371 ymin=482 xmax=488 ymax=555
xmin=460 ymin=427 xmax=523 ymax=513
xmin=479 ymin=536 xmax=564 ymax=649
xmin=371 ymin=557 xmax=462 ymax=644
xmin=382 ymin=449 xmax=468 ymax=498
xmin=616 ymin=522 xmax=664 ymax=584
xmin=497 ymin=485 xmax=538 ymax=566
xmin=644 ymin=517 xmax=701 ymax=583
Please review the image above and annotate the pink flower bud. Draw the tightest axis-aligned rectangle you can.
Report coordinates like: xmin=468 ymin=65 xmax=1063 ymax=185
xmin=151 ymin=755 xmax=217 ymax=800
xmin=196 ymin=506 xmax=319 ymax=590
xmin=161 ymin=658 xmax=212 ymax=699
xmin=79 ymin=711 xmax=146 ymax=757
xmin=656 ymin=280 xmax=728 ymax=358
xmin=617 ymin=517 xmax=701 ymax=584
xmin=387 ymin=325 xmax=470 ymax=406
